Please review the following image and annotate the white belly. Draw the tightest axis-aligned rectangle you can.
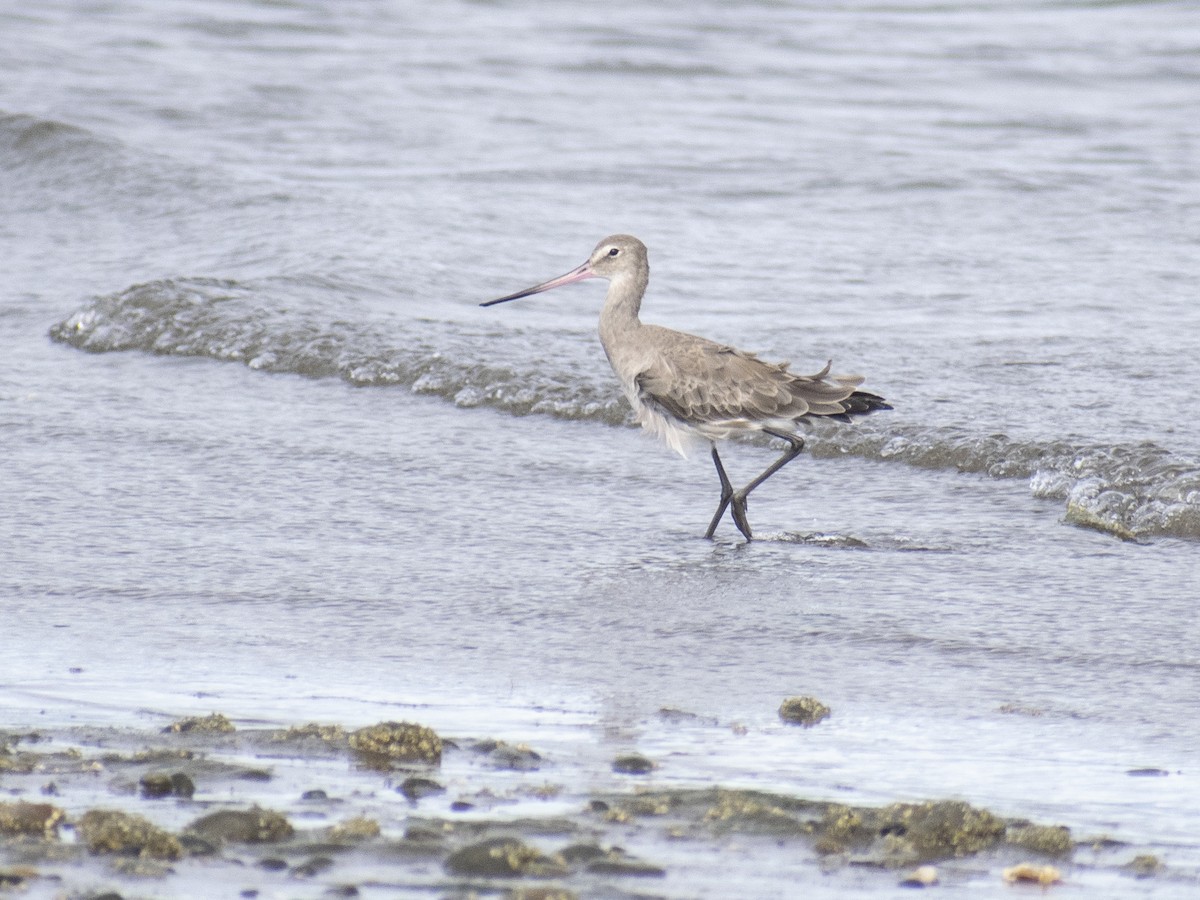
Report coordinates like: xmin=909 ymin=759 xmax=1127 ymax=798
xmin=631 ymin=396 xmax=705 ymax=458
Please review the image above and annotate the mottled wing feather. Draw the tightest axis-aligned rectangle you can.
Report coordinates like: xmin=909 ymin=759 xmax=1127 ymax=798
xmin=634 ymin=327 xmax=883 ymax=427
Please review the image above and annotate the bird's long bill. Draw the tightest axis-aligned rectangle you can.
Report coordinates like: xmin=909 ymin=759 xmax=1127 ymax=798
xmin=480 ymin=261 xmax=595 ymax=307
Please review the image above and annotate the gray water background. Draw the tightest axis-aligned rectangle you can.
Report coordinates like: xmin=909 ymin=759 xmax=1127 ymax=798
xmin=3 ymin=0 xmax=1200 ymax=895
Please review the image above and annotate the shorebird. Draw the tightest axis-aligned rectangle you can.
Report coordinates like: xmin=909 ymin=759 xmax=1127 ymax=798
xmin=481 ymin=234 xmax=890 ymax=541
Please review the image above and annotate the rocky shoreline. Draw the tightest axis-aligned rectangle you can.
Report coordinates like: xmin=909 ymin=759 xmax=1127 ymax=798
xmin=0 ymin=711 xmax=1181 ymax=898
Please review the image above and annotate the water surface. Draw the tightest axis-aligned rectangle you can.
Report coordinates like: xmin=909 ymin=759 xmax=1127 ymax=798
xmin=3 ymin=1 xmax=1199 ymax=896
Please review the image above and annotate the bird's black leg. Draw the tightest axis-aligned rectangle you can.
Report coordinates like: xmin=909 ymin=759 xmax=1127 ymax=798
xmin=728 ymin=430 xmax=806 ymax=541
xmin=704 ymin=443 xmax=735 ymax=539
xmin=707 ymin=442 xmax=755 ymax=542
xmin=741 ymin=430 xmax=806 ymax=496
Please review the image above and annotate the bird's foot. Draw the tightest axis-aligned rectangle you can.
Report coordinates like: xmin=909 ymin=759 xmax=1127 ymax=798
xmin=731 ymin=492 xmax=753 ymax=541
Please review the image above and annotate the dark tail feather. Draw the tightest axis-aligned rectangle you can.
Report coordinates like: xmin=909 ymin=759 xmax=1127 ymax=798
xmin=826 ymin=390 xmax=892 ymax=422
xmin=845 ymin=390 xmax=891 ymax=413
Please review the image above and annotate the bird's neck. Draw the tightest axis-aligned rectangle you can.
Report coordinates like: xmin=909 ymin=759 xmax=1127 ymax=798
xmin=597 ymin=268 xmax=651 ymax=396
xmin=598 ymin=270 xmax=647 ymax=338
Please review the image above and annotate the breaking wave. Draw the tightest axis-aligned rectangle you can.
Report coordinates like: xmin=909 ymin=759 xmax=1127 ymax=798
xmin=813 ymin=427 xmax=1200 ymax=542
xmin=49 ymin=275 xmax=627 ymax=423
xmin=50 ymin=276 xmax=1200 ymax=542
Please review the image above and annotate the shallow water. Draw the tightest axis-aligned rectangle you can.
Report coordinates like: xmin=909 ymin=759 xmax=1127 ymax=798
xmin=3 ymin=0 xmax=1199 ymax=896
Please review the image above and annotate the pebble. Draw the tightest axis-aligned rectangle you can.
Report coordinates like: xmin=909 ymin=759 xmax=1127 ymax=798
xmin=778 ymin=696 xmax=831 ymax=726
xmin=612 ymin=754 xmax=655 ymax=775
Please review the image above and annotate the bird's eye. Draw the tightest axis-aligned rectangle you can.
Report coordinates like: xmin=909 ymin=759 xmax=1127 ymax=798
xmin=607 ymin=247 xmax=620 ymax=257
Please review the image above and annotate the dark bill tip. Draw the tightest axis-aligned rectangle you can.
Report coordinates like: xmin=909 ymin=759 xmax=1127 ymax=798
xmin=479 ymin=260 xmax=595 ymax=309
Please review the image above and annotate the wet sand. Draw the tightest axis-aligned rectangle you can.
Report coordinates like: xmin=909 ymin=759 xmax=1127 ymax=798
xmin=1 ymin=709 xmax=1187 ymax=899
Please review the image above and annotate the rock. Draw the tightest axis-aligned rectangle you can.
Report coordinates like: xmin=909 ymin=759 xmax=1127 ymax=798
xmin=522 ymin=782 xmax=563 ymax=800
xmin=349 ymin=722 xmax=442 ymax=765
xmin=139 ymin=771 xmax=192 ymax=799
xmin=804 ymin=798 xmax=1008 ymax=863
xmin=301 ymin=789 xmax=329 ymax=801
xmin=77 ymin=809 xmax=182 ymax=860
xmin=0 ymin=749 xmax=38 ymax=775
xmin=274 ymin=723 xmax=347 ymax=742
xmin=472 ymin=739 xmax=542 ymax=771
xmin=291 ymin=855 xmax=335 ymax=877
xmin=877 ymin=800 xmax=1006 ymax=861
xmin=706 ymin=791 xmax=808 ymax=836
xmin=186 ymin=807 xmax=294 ymax=844
xmin=1007 ymin=823 xmax=1073 ymax=856
xmin=814 ymin=836 xmax=847 ymax=855
xmin=111 ymin=855 xmax=174 ymax=877
xmin=585 ymin=857 xmax=667 ymax=877
xmin=399 ymin=776 xmax=445 ymax=801
xmin=163 ymin=713 xmax=235 ymax=734
xmin=329 ymin=817 xmax=380 ymax=841
xmin=779 ymin=696 xmax=831 ymax=726
xmin=140 ymin=772 xmax=173 ymax=798
xmin=604 ymin=793 xmax=676 ymax=823
xmin=504 ymin=889 xmax=577 ymax=900
xmin=1003 ymin=863 xmax=1062 ymax=885
xmin=612 ymin=754 xmax=655 ymax=775
xmin=0 ymin=801 xmax=64 ymax=838
xmin=818 ymin=804 xmax=864 ymax=845
xmin=1128 ymin=854 xmax=1163 ymax=877
xmin=178 ymin=834 xmax=219 ymax=856
xmin=258 ymin=857 xmax=288 ymax=871
xmin=899 ymin=865 xmax=939 ymax=887
xmin=558 ymin=843 xmax=606 ymax=864
xmin=443 ymin=836 xmax=568 ymax=878
xmin=0 ymin=866 xmax=38 ymax=889
xmin=657 ymin=707 xmax=702 ymax=724
xmin=105 ymin=747 xmax=192 ymax=765
xmin=404 ymin=825 xmax=444 ymax=843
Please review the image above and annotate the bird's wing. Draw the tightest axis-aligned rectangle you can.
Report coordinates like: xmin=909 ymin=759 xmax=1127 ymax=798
xmin=634 ymin=328 xmax=864 ymax=426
